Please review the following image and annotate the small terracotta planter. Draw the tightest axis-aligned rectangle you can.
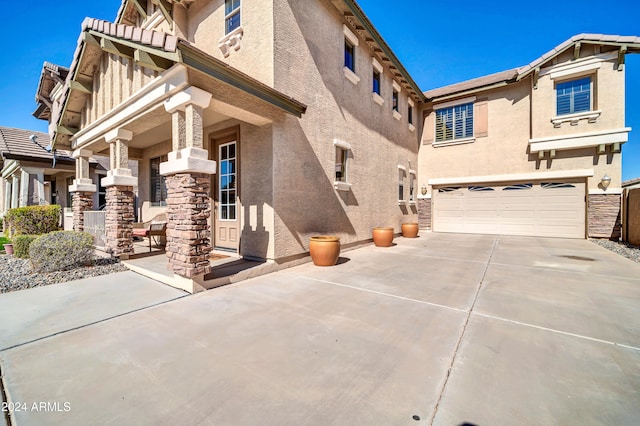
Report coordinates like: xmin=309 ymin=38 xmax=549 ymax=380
xmin=372 ymin=227 xmax=394 ymax=247
xmin=401 ymin=222 xmax=419 ymax=238
xmin=3 ymin=244 xmax=13 ymax=255
xmin=309 ymin=236 xmax=341 ymax=266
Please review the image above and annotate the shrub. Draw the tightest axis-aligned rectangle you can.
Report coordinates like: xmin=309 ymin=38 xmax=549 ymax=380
xmin=13 ymin=235 xmax=37 ymax=259
xmin=29 ymin=231 xmax=94 ymax=273
xmin=4 ymin=205 xmax=61 ymax=236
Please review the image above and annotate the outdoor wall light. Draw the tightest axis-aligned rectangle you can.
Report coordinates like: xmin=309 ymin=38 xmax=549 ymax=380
xmin=601 ymin=174 xmax=611 ymax=189
xmin=421 ymin=184 xmax=427 ymax=195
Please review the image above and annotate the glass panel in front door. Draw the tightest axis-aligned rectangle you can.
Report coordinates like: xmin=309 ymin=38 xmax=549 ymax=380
xmin=219 ymin=142 xmax=236 ymax=221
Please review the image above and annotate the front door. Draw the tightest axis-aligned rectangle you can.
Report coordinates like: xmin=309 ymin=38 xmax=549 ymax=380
xmin=213 ymin=136 xmax=240 ymax=250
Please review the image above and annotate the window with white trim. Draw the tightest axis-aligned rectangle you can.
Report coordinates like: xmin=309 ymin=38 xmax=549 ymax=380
xmin=150 ymin=155 xmax=168 ymax=206
xmin=333 ymin=139 xmax=351 ymax=191
xmin=398 ymin=167 xmax=406 ymax=202
xmin=225 ymin=0 xmax=241 ymax=34
xmin=409 ymin=171 xmax=416 ymax=202
xmin=344 ymin=39 xmax=355 ymax=73
xmin=373 ymin=70 xmax=381 ymax=95
xmin=435 ymin=103 xmax=473 ymax=142
xmin=556 ymin=77 xmax=591 ymax=116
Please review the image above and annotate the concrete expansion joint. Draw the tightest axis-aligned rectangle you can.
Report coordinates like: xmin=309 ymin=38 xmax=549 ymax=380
xmin=0 ymin=293 xmax=189 ymax=353
xmin=428 ymin=236 xmax=499 ymax=425
xmin=0 ymin=362 xmax=12 ymax=426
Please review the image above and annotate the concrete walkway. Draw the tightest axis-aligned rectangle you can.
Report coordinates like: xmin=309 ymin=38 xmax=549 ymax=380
xmin=1 ymin=234 xmax=639 ymax=425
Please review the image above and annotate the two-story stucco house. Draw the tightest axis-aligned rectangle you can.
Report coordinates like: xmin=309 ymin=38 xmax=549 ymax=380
xmin=417 ymin=34 xmax=639 ymax=240
xmin=36 ymin=0 xmax=638 ymax=292
xmin=39 ymin=0 xmax=424 ymax=292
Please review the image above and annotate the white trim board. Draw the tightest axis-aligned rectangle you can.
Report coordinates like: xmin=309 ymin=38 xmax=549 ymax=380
xmin=429 ymin=169 xmax=594 ymax=186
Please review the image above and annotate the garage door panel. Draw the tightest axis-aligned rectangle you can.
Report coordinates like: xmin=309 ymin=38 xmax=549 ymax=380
xmin=433 ymin=181 xmax=585 ymax=238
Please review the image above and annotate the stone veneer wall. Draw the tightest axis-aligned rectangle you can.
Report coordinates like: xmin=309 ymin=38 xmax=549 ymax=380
xmin=72 ymin=191 xmax=93 ymax=231
xmin=588 ymin=193 xmax=621 ymax=239
xmin=418 ymin=198 xmax=432 ymax=230
xmin=105 ymin=186 xmax=134 ymax=256
xmin=165 ymin=173 xmax=212 ymax=278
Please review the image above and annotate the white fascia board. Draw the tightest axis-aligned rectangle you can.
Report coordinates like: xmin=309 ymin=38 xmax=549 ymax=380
xmin=73 ymin=64 xmax=189 ymax=149
xmin=429 ymin=169 xmax=594 ymax=186
xmin=528 ymin=127 xmax=631 ymax=152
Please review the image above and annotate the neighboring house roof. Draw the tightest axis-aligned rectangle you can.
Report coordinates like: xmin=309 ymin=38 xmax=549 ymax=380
xmin=425 ymin=34 xmax=640 ymax=101
xmin=623 ymin=177 xmax=640 ymax=188
xmin=0 ymin=127 xmax=73 ymax=164
xmin=424 ymin=68 xmax=519 ymax=100
xmin=33 ymin=62 xmax=70 ymax=121
xmin=51 ymin=17 xmax=308 ymax=149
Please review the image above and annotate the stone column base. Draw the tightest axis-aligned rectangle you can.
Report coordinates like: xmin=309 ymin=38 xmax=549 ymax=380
xmin=588 ymin=193 xmax=622 ymax=239
xmin=165 ymin=173 xmax=212 ymax=278
xmin=418 ymin=197 xmax=432 ymax=230
xmin=105 ymin=186 xmax=135 ymax=257
xmin=72 ymin=191 xmax=94 ymax=232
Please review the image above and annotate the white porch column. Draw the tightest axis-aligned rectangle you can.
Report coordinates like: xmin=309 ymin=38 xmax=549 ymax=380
xmin=19 ymin=170 xmax=29 ymax=207
xmin=160 ymin=86 xmax=217 ymax=292
xmin=102 ymin=128 xmax=136 ymax=258
xmin=4 ymin=180 xmax=11 ymax=213
xmin=11 ymin=176 xmax=19 ymax=209
xmin=69 ymin=149 xmax=96 ymax=232
xmin=23 ymin=168 xmax=45 ymax=205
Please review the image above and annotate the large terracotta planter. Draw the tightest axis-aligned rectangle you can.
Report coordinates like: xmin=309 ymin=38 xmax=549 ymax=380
xmin=3 ymin=244 xmax=13 ymax=255
xmin=401 ymin=222 xmax=419 ymax=238
xmin=372 ymin=227 xmax=394 ymax=247
xmin=309 ymin=236 xmax=341 ymax=266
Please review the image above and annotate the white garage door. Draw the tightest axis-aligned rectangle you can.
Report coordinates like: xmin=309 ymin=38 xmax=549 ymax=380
xmin=433 ymin=180 xmax=586 ymax=238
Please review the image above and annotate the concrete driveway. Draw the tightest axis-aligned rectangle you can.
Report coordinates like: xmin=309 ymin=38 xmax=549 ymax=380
xmin=1 ymin=234 xmax=639 ymax=425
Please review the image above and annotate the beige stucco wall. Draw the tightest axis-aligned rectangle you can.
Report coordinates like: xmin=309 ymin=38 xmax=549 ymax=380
xmin=269 ymin=0 xmax=420 ymax=259
xmin=187 ymin=0 xmax=275 ymax=86
xmin=418 ymin=56 xmax=624 ymax=195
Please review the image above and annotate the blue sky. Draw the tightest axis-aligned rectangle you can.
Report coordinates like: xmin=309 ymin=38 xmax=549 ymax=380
xmin=1 ymin=0 xmax=638 ymax=180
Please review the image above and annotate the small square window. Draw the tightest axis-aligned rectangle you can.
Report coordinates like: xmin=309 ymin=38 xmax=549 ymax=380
xmin=344 ymin=39 xmax=355 ymax=72
xmin=225 ymin=0 xmax=241 ymax=34
xmin=556 ymin=77 xmax=591 ymax=116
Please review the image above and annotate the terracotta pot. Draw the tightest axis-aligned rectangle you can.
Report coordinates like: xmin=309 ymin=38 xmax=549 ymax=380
xmin=401 ymin=222 xmax=419 ymax=238
xmin=4 ymin=244 xmax=13 ymax=255
xmin=372 ymin=227 xmax=394 ymax=247
xmin=309 ymin=236 xmax=341 ymax=266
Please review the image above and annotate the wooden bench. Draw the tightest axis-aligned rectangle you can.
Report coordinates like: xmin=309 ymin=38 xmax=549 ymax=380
xmin=132 ymin=213 xmax=167 ymax=252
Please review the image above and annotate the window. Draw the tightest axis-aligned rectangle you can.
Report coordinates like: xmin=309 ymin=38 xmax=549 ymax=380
xmin=398 ymin=167 xmax=406 ymax=201
xmin=225 ymin=0 xmax=241 ymax=34
xmin=556 ymin=77 xmax=591 ymax=115
xmin=392 ymin=90 xmax=399 ymax=112
xmin=408 ymin=103 xmax=414 ymax=125
xmin=373 ymin=70 xmax=381 ymax=95
xmin=503 ymin=183 xmax=533 ymax=191
xmin=150 ymin=155 xmax=168 ymax=206
xmin=335 ymin=148 xmax=347 ymax=182
xmin=96 ymin=173 xmax=107 ymax=210
xmin=344 ymin=39 xmax=355 ymax=73
xmin=435 ymin=103 xmax=473 ymax=142
xmin=541 ymin=182 xmax=576 ymax=189
xmin=219 ymin=142 xmax=237 ymax=220
xmin=333 ymin=139 xmax=351 ymax=191
xmin=409 ymin=171 xmax=416 ymax=202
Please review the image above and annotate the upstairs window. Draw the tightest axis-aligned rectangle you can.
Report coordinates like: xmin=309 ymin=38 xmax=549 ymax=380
xmin=392 ymin=90 xmax=399 ymax=112
xmin=344 ymin=39 xmax=355 ymax=72
xmin=435 ymin=103 xmax=473 ymax=142
xmin=408 ymin=103 xmax=414 ymax=125
xmin=373 ymin=70 xmax=381 ymax=95
xmin=556 ymin=77 xmax=591 ymax=115
xmin=225 ymin=0 xmax=241 ymax=34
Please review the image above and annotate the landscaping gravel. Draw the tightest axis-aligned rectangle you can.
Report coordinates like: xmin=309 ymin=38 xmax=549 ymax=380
xmin=591 ymin=239 xmax=640 ymax=263
xmin=0 ymin=255 xmax=128 ymax=294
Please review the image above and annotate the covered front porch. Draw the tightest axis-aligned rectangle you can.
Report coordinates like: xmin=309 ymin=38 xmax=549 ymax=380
xmin=52 ymin=19 xmax=305 ymax=292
